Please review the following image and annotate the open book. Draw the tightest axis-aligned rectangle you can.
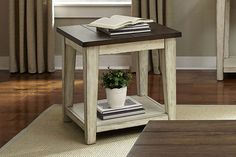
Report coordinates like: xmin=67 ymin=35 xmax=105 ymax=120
xmin=88 ymin=15 xmax=153 ymax=30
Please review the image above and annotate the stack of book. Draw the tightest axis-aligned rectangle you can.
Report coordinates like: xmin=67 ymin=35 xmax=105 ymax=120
xmin=97 ymin=23 xmax=151 ymax=36
xmin=97 ymin=96 xmax=145 ymax=120
xmin=88 ymin=15 xmax=153 ymax=36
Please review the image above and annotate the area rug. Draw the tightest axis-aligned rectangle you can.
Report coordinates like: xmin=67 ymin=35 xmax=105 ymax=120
xmin=1 ymin=104 xmax=236 ymax=157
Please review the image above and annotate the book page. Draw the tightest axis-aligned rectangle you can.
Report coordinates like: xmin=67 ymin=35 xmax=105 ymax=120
xmin=111 ymin=15 xmax=153 ymax=25
xmin=89 ymin=15 xmax=154 ymax=29
xmin=89 ymin=17 xmax=130 ymax=29
xmin=111 ymin=15 xmax=141 ymax=23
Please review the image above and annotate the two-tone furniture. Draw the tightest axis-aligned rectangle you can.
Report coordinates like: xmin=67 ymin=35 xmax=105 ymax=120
xmin=57 ymin=23 xmax=181 ymax=144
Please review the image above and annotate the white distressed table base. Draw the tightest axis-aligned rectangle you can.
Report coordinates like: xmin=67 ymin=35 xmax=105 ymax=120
xmin=67 ymin=95 xmax=168 ymax=133
xmin=62 ymin=38 xmax=177 ymax=144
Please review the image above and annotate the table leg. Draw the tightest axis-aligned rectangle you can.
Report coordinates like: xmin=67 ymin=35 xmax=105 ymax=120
xmin=217 ymin=0 xmax=226 ymax=81
xmin=224 ymin=0 xmax=230 ymax=59
xmin=62 ymin=44 xmax=76 ymax=122
xmin=136 ymin=50 xmax=149 ymax=96
xmin=160 ymin=49 xmax=168 ymax=113
xmin=83 ymin=47 xmax=99 ymax=145
xmin=152 ymin=50 xmax=161 ymax=74
xmin=163 ymin=38 xmax=176 ymax=120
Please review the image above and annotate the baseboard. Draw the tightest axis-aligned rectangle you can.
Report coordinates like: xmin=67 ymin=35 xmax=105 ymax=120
xmin=0 ymin=56 xmax=217 ymax=70
xmin=176 ymin=56 xmax=216 ymax=70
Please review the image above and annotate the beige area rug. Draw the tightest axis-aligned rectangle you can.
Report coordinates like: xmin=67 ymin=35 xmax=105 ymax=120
xmin=1 ymin=104 xmax=236 ymax=157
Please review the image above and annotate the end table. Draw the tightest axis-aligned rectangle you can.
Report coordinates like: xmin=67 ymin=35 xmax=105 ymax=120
xmin=57 ymin=23 xmax=181 ymax=144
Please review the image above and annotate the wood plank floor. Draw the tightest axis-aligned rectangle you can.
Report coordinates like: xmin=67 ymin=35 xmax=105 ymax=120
xmin=0 ymin=70 xmax=236 ymax=147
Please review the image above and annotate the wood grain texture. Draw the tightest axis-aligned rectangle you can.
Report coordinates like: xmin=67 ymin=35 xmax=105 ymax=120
xmin=66 ymin=107 xmax=85 ymax=130
xmin=128 ymin=145 xmax=236 ymax=157
xmin=83 ymin=47 xmax=99 ymax=144
xmin=57 ymin=23 xmax=181 ymax=47
xmin=145 ymin=121 xmax=236 ymax=132
xmin=1 ymin=70 xmax=236 ymax=147
xmin=63 ymin=44 xmax=76 ymax=122
xmin=136 ymin=51 xmax=149 ymax=96
xmin=127 ymin=120 xmax=236 ymax=157
xmin=65 ymin=38 xmax=84 ymax=54
xmin=151 ymin=50 xmax=161 ymax=74
xmin=71 ymin=95 xmax=167 ymax=133
xmin=136 ymin=132 xmax=236 ymax=145
xmin=160 ymin=49 xmax=168 ymax=113
xmin=164 ymin=39 xmax=176 ymax=120
xmin=98 ymin=39 xmax=164 ymax=55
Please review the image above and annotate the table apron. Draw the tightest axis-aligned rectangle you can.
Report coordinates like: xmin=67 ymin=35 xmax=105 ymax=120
xmin=65 ymin=38 xmax=165 ymax=55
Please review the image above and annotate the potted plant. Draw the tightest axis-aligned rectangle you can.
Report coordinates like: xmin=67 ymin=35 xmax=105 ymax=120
xmin=102 ymin=69 xmax=132 ymax=109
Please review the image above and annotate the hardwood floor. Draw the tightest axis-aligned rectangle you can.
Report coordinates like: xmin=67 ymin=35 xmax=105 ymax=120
xmin=0 ymin=70 xmax=236 ymax=147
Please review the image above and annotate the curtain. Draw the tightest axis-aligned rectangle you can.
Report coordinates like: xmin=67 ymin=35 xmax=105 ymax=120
xmin=131 ymin=0 xmax=166 ymax=74
xmin=9 ymin=0 xmax=55 ymax=73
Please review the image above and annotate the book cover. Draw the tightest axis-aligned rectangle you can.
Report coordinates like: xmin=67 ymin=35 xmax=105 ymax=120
xmin=98 ymin=28 xmax=151 ymax=36
xmin=97 ymin=109 xmax=145 ymax=120
xmin=108 ymin=23 xmax=150 ymax=32
xmin=100 ymin=106 xmax=144 ymax=114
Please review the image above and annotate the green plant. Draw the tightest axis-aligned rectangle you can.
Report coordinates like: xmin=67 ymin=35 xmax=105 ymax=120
xmin=102 ymin=70 xmax=132 ymax=89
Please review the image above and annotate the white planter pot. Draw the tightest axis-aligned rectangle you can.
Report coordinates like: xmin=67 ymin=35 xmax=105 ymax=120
xmin=105 ymin=87 xmax=127 ymax=109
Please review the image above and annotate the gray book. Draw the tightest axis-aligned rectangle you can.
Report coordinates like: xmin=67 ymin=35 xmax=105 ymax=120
xmin=103 ymin=23 xmax=150 ymax=32
xmin=97 ymin=27 xmax=151 ymax=36
xmin=97 ymin=109 xmax=145 ymax=120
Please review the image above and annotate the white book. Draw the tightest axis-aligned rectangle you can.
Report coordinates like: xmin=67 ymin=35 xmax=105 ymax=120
xmin=88 ymin=15 xmax=153 ymax=30
xmin=97 ymin=96 xmax=143 ymax=114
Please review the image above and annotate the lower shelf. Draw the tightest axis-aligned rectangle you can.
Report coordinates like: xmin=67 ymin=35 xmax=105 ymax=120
xmin=224 ymin=56 xmax=236 ymax=73
xmin=66 ymin=95 xmax=168 ymax=133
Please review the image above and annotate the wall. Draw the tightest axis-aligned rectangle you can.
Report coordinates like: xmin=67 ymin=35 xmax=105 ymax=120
xmin=166 ymin=0 xmax=236 ymax=56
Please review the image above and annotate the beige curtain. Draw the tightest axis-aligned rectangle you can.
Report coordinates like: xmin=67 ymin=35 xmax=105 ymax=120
xmin=131 ymin=0 xmax=166 ymax=74
xmin=9 ymin=0 xmax=55 ymax=73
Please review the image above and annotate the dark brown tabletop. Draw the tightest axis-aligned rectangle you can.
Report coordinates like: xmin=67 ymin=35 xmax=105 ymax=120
xmin=57 ymin=23 xmax=181 ymax=47
xmin=127 ymin=120 xmax=236 ymax=157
